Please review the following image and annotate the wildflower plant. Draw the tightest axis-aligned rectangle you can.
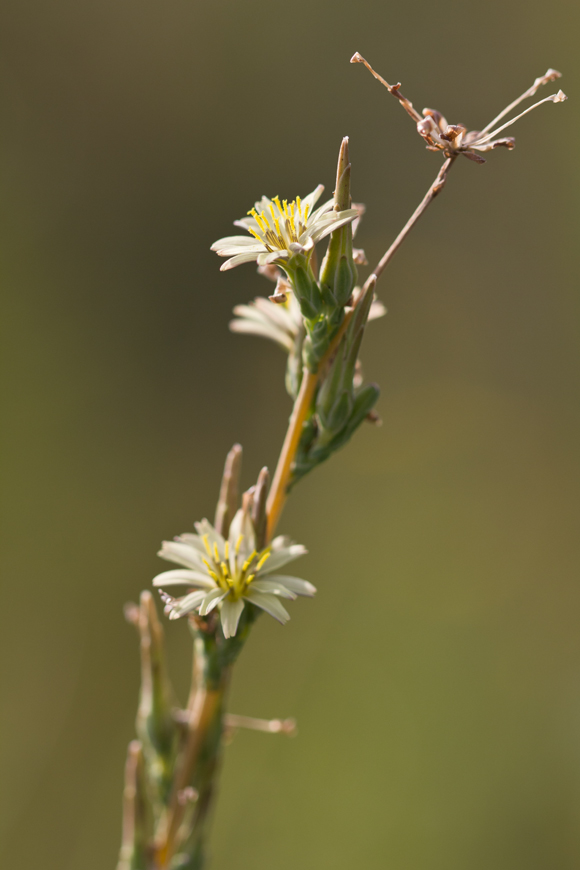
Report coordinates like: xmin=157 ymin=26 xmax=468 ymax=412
xmin=117 ymin=54 xmax=566 ymax=870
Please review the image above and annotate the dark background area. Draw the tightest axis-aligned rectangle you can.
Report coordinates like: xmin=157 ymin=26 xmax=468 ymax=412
xmin=0 ymin=0 xmax=578 ymax=867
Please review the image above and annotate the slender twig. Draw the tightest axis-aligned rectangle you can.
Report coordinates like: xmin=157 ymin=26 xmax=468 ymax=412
xmin=265 ymin=157 xmax=456 ymax=541
xmin=363 ymin=156 xmax=455 ymax=291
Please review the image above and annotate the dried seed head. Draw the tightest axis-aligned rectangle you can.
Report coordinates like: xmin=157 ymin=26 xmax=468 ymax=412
xmin=353 ymin=54 xmax=567 ymax=164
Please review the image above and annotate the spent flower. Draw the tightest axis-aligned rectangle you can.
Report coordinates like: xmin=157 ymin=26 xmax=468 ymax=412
xmin=153 ymin=510 xmax=314 ymax=639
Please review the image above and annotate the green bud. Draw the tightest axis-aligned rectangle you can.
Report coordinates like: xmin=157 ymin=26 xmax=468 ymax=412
xmin=319 ymin=138 xmax=358 ymax=309
xmin=288 ymin=258 xmax=324 ymax=320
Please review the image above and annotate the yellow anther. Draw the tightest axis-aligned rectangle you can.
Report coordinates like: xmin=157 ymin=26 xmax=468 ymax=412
xmin=273 ymin=196 xmax=282 ymax=215
xmin=224 ymin=541 xmax=229 ymax=559
xmin=245 ymin=573 xmax=256 ymax=586
xmin=235 ymin=535 xmax=244 ymax=554
xmin=296 ymin=195 xmax=302 ymax=216
xmin=282 ymin=199 xmax=290 ymax=218
xmin=221 ymin=562 xmax=230 ymax=579
xmin=241 ymin=549 xmax=258 ymax=573
xmin=274 ymin=217 xmax=282 ymax=239
xmin=256 ymin=550 xmax=271 ymax=571
xmin=202 ymin=559 xmax=220 ymax=583
xmin=303 ymin=203 xmax=310 ymax=223
xmin=248 ymin=227 xmax=262 ymax=241
xmin=261 ymin=210 xmax=271 ymax=230
xmin=202 ymin=534 xmax=213 ymax=558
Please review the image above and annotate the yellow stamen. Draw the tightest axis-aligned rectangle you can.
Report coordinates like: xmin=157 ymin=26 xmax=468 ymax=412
xmin=248 ymin=227 xmax=262 ymax=242
xmin=235 ymin=535 xmax=244 ymax=554
xmin=242 ymin=549 xmax=258 ymax=573
xmin=224 ymin=541 xmax=229 ymax=559
xmin=261 ymin=210 xmax=271 ymax=230
xmin=282 ymin=199 xmax=290 ymax=219
xmin=256 ymin=550 xmax=271 ymax=571
xmin=245 ymin=573 xmax=256 ymax=586
xmin=296 ymin=195 xmax=302 ymax=216
xmin=221 ymin=562 xmax=230 ymax=578
xmin=202 ymin=559 xmax=220 ymax=583
xmin=249 ymin=209 xmax=266 ymax=232
xmin=273 ymin=216 xmax=282 ymax=240
xmin=303 ymin=203 xmax=310 ymax=223
xmin=273 ymin=196 xmax=282 ymax=216
xmin=202 ymin=534 xmax=213 ymax=559
xmin=213 ymin=542 xmax=220 ymax=562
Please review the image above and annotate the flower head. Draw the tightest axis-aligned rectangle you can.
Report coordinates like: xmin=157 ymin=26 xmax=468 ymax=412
xmin=153 ymin=509 xmax=314 ymax=639
xmin=351 ymin=54 xmax=567 ymax=164
xmin=211 ymin=185 xmax=359 ymax=272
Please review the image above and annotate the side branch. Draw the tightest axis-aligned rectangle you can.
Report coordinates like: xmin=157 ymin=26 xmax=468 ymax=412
xmin=363 ymin=156 xmax=455 ymax=290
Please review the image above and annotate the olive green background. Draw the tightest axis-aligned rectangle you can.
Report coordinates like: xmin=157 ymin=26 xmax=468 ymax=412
xmin=1 ymin=0 xmax=578 ymax=867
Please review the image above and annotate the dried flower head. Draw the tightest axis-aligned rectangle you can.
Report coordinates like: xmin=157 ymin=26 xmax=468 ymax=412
xmin=211 ymin=185 xmax=359 ymax=271
xmin=152 ymin=510 xmax=314 ymax=638
xmin=351 ymin=54 xmax=567 ymax=164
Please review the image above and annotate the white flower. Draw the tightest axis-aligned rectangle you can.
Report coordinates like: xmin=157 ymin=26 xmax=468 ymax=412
xmin=152 ymin=510 xmax=315 ymax=639
xmin=230 ymin=290 xmax=386 ymax=351
xmin=211 ymin=185 xmax=359 ymax=272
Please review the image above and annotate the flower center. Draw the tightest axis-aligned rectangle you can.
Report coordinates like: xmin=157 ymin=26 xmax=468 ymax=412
xmin=247 ymin=196 xmax=311 ymax=252
xmin=202 ymin=534 xmax=271 ymax=601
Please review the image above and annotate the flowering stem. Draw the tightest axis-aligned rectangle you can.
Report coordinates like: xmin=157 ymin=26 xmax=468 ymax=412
xmin=265 ymin=156 xmax=455 ymax=540
xmin=266 ymin=369 xmax=319 ymax=541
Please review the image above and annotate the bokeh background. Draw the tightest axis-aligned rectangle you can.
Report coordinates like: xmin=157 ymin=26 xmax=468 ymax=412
xmin=1 ymin=0 xmax=578 ymax=867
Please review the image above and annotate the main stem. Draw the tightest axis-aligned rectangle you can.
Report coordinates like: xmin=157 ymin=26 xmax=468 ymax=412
xmin=265 ymin=156 xmax=455 ymax=540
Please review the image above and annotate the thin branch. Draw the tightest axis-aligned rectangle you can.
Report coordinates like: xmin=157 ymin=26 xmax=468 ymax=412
xmin=363 ymin=156 xmax=455 ymax=291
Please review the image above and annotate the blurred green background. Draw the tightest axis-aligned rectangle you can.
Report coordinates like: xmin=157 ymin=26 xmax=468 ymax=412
xmin=0 ymin=0 xmax=578 ymax=867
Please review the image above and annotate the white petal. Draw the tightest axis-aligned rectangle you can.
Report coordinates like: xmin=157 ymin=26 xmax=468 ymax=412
xmin=252 ymin=297 xmax=295 ymax=332
xmin=169 ymin=589 xmax=207 ymax=616
xmin=250 ymin=579 xmax=297 ymax=599
xmin=199 ymin=588 xmax=229 ymax=616
xmin=230 ymin=319 xmax=294 ymax=351
xmin=261 ymin=574 xmax=316 ymax=597
xmin=220 ymin=598 xmax=245 ymax=638
xmin=259 ymin=544 xmax=308 ymax=574
xmin=368 ymin=299 xmax=387 ymax=321
xmin=174 ymin=533 xmax=207 ymax=553
xmin=301 ymin=184 xmax=325 ymax=212
xmin=309 ymin=214 xmax=357 ymax=245
xmin=257 ymin=250 xmax=289 ymax=266
xmin=244 ymin=589 xmax=290 ymax=624
xmin=194 ymin=520 xmax=225 ymax=555
xmin=233 ymin=217 xmax=259 ymax=230
xmin=270 ymin=534 xmax=291 ymax=551
xmin=152 ymin=569 xmax=216 ymax=589
xmin=211 ymin=235 xmax=263 ymax=249
xmin=228 ymin=509 xmax=256 ymax=558
xmin=220 ymin=251 xmax=261 ymax=271
xmin=214 ymin=244 xmax=266 ymax=256
xmin=158 ymin=540 xmax=207 ymax=570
